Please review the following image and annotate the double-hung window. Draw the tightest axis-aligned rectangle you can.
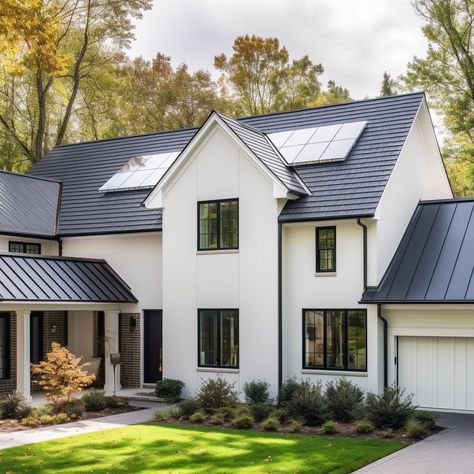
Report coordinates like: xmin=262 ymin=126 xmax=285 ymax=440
xmin=9 ymin=241 xmax=41 ymax=255
xmin=198 ymin=309 xmax=239 ymax=368
xmin=303 ymin=309 xmax=367 ymax=371
xmin=0 ymin=314 xmax=10 ymax=379
xmin=198 ymin=199 xmax=238 ymax=250
xmin=315 ymin=227 xmax=336 ymax=272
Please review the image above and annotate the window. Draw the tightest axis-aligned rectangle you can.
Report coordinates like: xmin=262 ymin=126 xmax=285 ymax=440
xmin=198 ymin=199 xmax=238 ymax=250
xmin=9 ymin=241 xmax=41 ymax=255
xmin=198 ymin=309 xmax=239 ymax=368
xmin=316 ymin=227 xmax=336 ymax=272
xmin=303 ymin=309 xmax=367 ymax=371
xmin=30 ymin=312 xmax=44 ymax=365
xmin=0 ymin=314 xmax=10 ymax=379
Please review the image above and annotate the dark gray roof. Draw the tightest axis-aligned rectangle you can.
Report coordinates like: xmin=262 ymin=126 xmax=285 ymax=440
xmin=362 ymin=198 xmax=474 ymax=304
xmin=216 ymin=112 xmax=307 ymax=196
xmin=28 ymin=93 xmax=425 ymax=235
xmin=0 ymin=254 xmax=136 ymax=303
xmin=0 ymin=171 xmax=60 ymax=237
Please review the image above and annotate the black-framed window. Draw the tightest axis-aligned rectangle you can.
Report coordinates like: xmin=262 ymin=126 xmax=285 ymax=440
xmin=30 ymin=312 xmax=44 ymax=365
xmin=198 ymin=199 xmax=238 ymax=250
xmin=9 ymin=241 xmax=41 ymax=255
xmin=0 ymin=314 xmax=10 ymax=380
xmin=198 ymin=309 xmax=239 ymax=368
xmin=316 ymin=227 xmax=336 ymax=272
xmin=303 ymin=309 xmax=367 ymax=371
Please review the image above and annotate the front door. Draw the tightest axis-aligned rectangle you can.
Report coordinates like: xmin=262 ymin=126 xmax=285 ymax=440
xmin=143 ymin=310 xmax=162 ymax=384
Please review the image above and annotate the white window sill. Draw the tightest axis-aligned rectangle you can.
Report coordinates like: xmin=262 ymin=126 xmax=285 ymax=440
xmin=301 ymin=369 xmax=367 ymax=377
xmin=314 ymin=272 xmax=337 ymax=277
xmin=196 ymin=367 xmax=240 ymax=374
xmin=196 ymin=249 xmax=239 ymax=255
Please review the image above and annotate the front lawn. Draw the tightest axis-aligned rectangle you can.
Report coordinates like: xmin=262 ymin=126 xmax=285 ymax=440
xmin=0 ymin=423 xmax=405 ymax=473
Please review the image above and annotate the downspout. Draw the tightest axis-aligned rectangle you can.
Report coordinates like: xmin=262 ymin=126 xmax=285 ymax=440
xmin=356 ymin=218 xmax=367 ymax=290
xmin=278 ymin=222 xmax=283 ymax=391
xmin=378 ymin=304 xmax=388 ymax=388
xmin=56 ymin=181 xmax=63 ymax=256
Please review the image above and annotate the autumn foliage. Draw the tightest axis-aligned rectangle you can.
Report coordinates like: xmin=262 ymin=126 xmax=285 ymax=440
xmin=31 ymin=343 xmax=95 ymax=408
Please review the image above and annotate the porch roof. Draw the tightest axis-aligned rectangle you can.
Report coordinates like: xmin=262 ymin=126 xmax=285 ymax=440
xmin=0 ymin=254 xmax=137 ymax=303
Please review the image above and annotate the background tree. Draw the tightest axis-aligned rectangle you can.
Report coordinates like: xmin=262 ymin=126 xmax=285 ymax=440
xmin=380 ymin=71 xmax=399 ymax=96
xmin=0 ymin=0 xmax=152 ymax=166
xmin=215 ymin=35 xmax=351 ymax=116
xmin=404 ymin=0 xmax=474 ymax=195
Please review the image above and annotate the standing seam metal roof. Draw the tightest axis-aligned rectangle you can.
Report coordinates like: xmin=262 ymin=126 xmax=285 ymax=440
xmin=362 ymin=198 xmax=474 ymax=303
xmin=27 ymin=93 xmax=425 ymax=235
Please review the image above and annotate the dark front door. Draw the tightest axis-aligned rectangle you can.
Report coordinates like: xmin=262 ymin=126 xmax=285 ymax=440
xmin=144 ymin=310 xmax=162 ymax=384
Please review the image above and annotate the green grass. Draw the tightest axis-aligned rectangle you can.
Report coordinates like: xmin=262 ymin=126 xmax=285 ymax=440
xmin=0 ymin=423 xmax=405 ymax=473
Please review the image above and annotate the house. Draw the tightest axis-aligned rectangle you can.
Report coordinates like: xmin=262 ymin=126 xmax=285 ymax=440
xmin=0 ymin=91 xmax=471 ymax=412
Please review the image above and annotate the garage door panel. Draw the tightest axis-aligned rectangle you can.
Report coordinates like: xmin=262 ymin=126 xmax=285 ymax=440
xmin=466 ymin=340 xmax=474 ymax=410
xmin=398 ymin=337 xmax=418 ymax=402
xmin=416 ymin=337 xmax=436 ymax=408
xmin=437 ymin=338 xmax=455 ymax=409
xmin=454 ymin=338 xmax=467 ymax=409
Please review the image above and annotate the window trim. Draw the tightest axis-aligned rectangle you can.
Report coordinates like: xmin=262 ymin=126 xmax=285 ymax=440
xmin=8 ymin=241 xmax=41 ymax=255
xmin=302 ymin=308 xmax=367 ymax=372
xmin=197 ymin=199 xmax=239 ymax=251
xmin=0 ymin=313 xmax=10 ymax=380
xmin=315 ymin=226 xmax=336 ymax=273
xmin=197 ymin=308 xmax=239 ymax=369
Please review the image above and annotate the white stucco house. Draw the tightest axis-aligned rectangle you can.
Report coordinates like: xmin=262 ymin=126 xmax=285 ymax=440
xmin=0 ymin=91 xmax=472 ymax=412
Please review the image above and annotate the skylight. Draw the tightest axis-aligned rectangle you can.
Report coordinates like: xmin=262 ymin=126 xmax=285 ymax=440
xmin=99 ymin=151 xmax=180 ymax=192
xmin=268 ymin=121 xmax=366 ymax=165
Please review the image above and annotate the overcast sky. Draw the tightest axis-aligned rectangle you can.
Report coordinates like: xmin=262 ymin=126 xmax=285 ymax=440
xmin=129 ymin=0 xmax=428 ymax=100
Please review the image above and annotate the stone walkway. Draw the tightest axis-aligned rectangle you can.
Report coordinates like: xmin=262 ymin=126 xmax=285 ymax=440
xmin=356 ymin=412 xmax=474 ymax=474
xmin=0 ymin=401 xmax=161 ymax=450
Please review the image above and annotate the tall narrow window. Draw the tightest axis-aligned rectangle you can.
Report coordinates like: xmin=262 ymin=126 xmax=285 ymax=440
xmin=198 ymin=199 xmax=238 ymax=250
xmin=0 ymin=314 xmax=10 ymax=379
xmin=30 ymin=312 xmax=44 ymax=364
xmin=303 ymin=309 xmax=367 ymax=371
xmin=316 ymin=227 xmax=336 ymax=272
xmin=198 ymin=309 xmax=239 ymax=368
xmin=9 ymin=241 xmax=41 ymax=255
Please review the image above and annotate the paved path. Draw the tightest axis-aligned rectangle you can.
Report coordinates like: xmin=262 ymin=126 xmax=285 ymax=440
xmin=0 ymin=401 xmax=161 ymax=450
xmin=356 ymin=412 xmax=474 ymax=474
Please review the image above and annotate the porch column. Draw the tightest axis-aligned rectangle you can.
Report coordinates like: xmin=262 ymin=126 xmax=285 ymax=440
xmin=104 ymin=310 xmax=120 ymax=395
xmin=16 ymin=311 xmax=31 ymax=401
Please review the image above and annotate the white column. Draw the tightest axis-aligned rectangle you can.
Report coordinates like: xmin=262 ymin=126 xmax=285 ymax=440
xmin=366 ymin=304 xmax=381 ymax=394
xmin=16 ymin=311 xmax=31 ymax=401
xmin=104 ymin=310 xmax=120 ymax=395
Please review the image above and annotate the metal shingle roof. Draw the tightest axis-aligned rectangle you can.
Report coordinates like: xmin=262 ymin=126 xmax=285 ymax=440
xmin=362 ymin=198 xmax=474 ymax=303
xmin=0 ymin=254 xmax=137 ymax=303
xmin=28 ymin=93 xmax=425 ymax=235
xmin=0 ymin=171 xmax=60 ymax=237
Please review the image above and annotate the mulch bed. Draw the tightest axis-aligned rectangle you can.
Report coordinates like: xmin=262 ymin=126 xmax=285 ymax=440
xmin=0 ymin=405 xmax=142 ymax=433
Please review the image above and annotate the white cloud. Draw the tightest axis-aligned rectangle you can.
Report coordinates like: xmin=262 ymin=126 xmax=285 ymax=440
xmin=129 ymin=0 xmax=428 ymax=99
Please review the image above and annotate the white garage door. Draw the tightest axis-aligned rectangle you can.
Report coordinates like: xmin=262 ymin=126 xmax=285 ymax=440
xmin=398 ymin=336 xmax=474 ymax=410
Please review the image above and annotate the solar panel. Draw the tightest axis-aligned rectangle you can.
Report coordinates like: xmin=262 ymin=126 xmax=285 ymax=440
xmin=268 ymin=121 xmax=366 ymax=165
xmin=99 ymin=151 xmax=180 ymax=192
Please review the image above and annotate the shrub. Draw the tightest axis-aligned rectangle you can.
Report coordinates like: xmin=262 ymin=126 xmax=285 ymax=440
xmin=197 ymin=377 xmax=239 ymax=411
xmin=289 ymin=419 xmax=303 ymax=433
xmin=279 ymin=378 xmax=300 ymax=406
xmin=355 ymin=421 xmax=374 ymax=434
xmin=155 ymin=378 xmax=185 ymax=402
xmin=0 ymin=391 xmax=32 ymax=420
xmin=411 ymin=410 xmax=438 ymax=429
xmin=286 ymin=380 xmax=330 ymax=426
xmin=233 ymin=414 xmax=254 ymax=429
xmin=233 ymin=404 xmax=250 ymax=417
xmin=216 ymin=406 xmax=236 ymax=421
xmin=270 ymin=408 xmax=289 ymax=423
xmin=55 ymin=413 xmax=68 ymax=424
xmin=155 ymin=407 xmax=179 ymax=421
xmin=61 ymin=401 xmax=84 ymax=420
xmin=106 ymin=396 xmax=129 ymax=409
xmin=31 ymin=343 xmax=95 ymax=409
xmin=249 ymin=404 xmax=273 ymax=422
xmin=82 ymin=390 xmax=107 ymax=412
xmin=322 ymin=420 xmax=339 ymax=434
xmin=366 ymin=385 xmax=416 ymax=430
xmin=178 ymin=398 xmax=202 ymax=418
xmin=21 ymin=415 xmax=40 ymax=427
xmin=262 ymin=417 xmax=280 ymax=431
xmin=243 ymin=380 xmax=271 ymax=404
xmin=405 ymin=420 xmax=428 ymax=439
xmin=190 ymin=410 xmax=206 ymax=423
xmin=210 ymin=413 xmax=225 ymax=425
xmin=325 ymin=379 xmax=365 ymax=422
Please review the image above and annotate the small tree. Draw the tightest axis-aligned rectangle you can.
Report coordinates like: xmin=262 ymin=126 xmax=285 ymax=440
xmin=31 ymin=343 xmax=95 ymax=409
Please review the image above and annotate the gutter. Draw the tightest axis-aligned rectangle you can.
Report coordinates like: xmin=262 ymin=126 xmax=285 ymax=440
xmin=356 ymin=218 xmax=367 ymax=290
xmin=278 ymin=222 xmax=283 ymax=391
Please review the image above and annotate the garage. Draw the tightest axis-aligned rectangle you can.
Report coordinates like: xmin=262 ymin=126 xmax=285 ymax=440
xmin=398 ymin=336 xmax=474 ymax=410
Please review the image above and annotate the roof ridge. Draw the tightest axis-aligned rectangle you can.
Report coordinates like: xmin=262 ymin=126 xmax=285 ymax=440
xmin=420 ymin=197 xmax=474 ymax=205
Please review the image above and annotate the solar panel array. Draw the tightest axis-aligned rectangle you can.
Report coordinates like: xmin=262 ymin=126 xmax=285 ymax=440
xmin=99 ymin=151 xmax=180 ymax=192
xmin=268 ymin=121 xmax=366 ymax=165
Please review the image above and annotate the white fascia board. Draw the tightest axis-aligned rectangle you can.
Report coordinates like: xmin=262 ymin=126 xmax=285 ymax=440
xmin=144 ymin=112 xmax=294 ymax=209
